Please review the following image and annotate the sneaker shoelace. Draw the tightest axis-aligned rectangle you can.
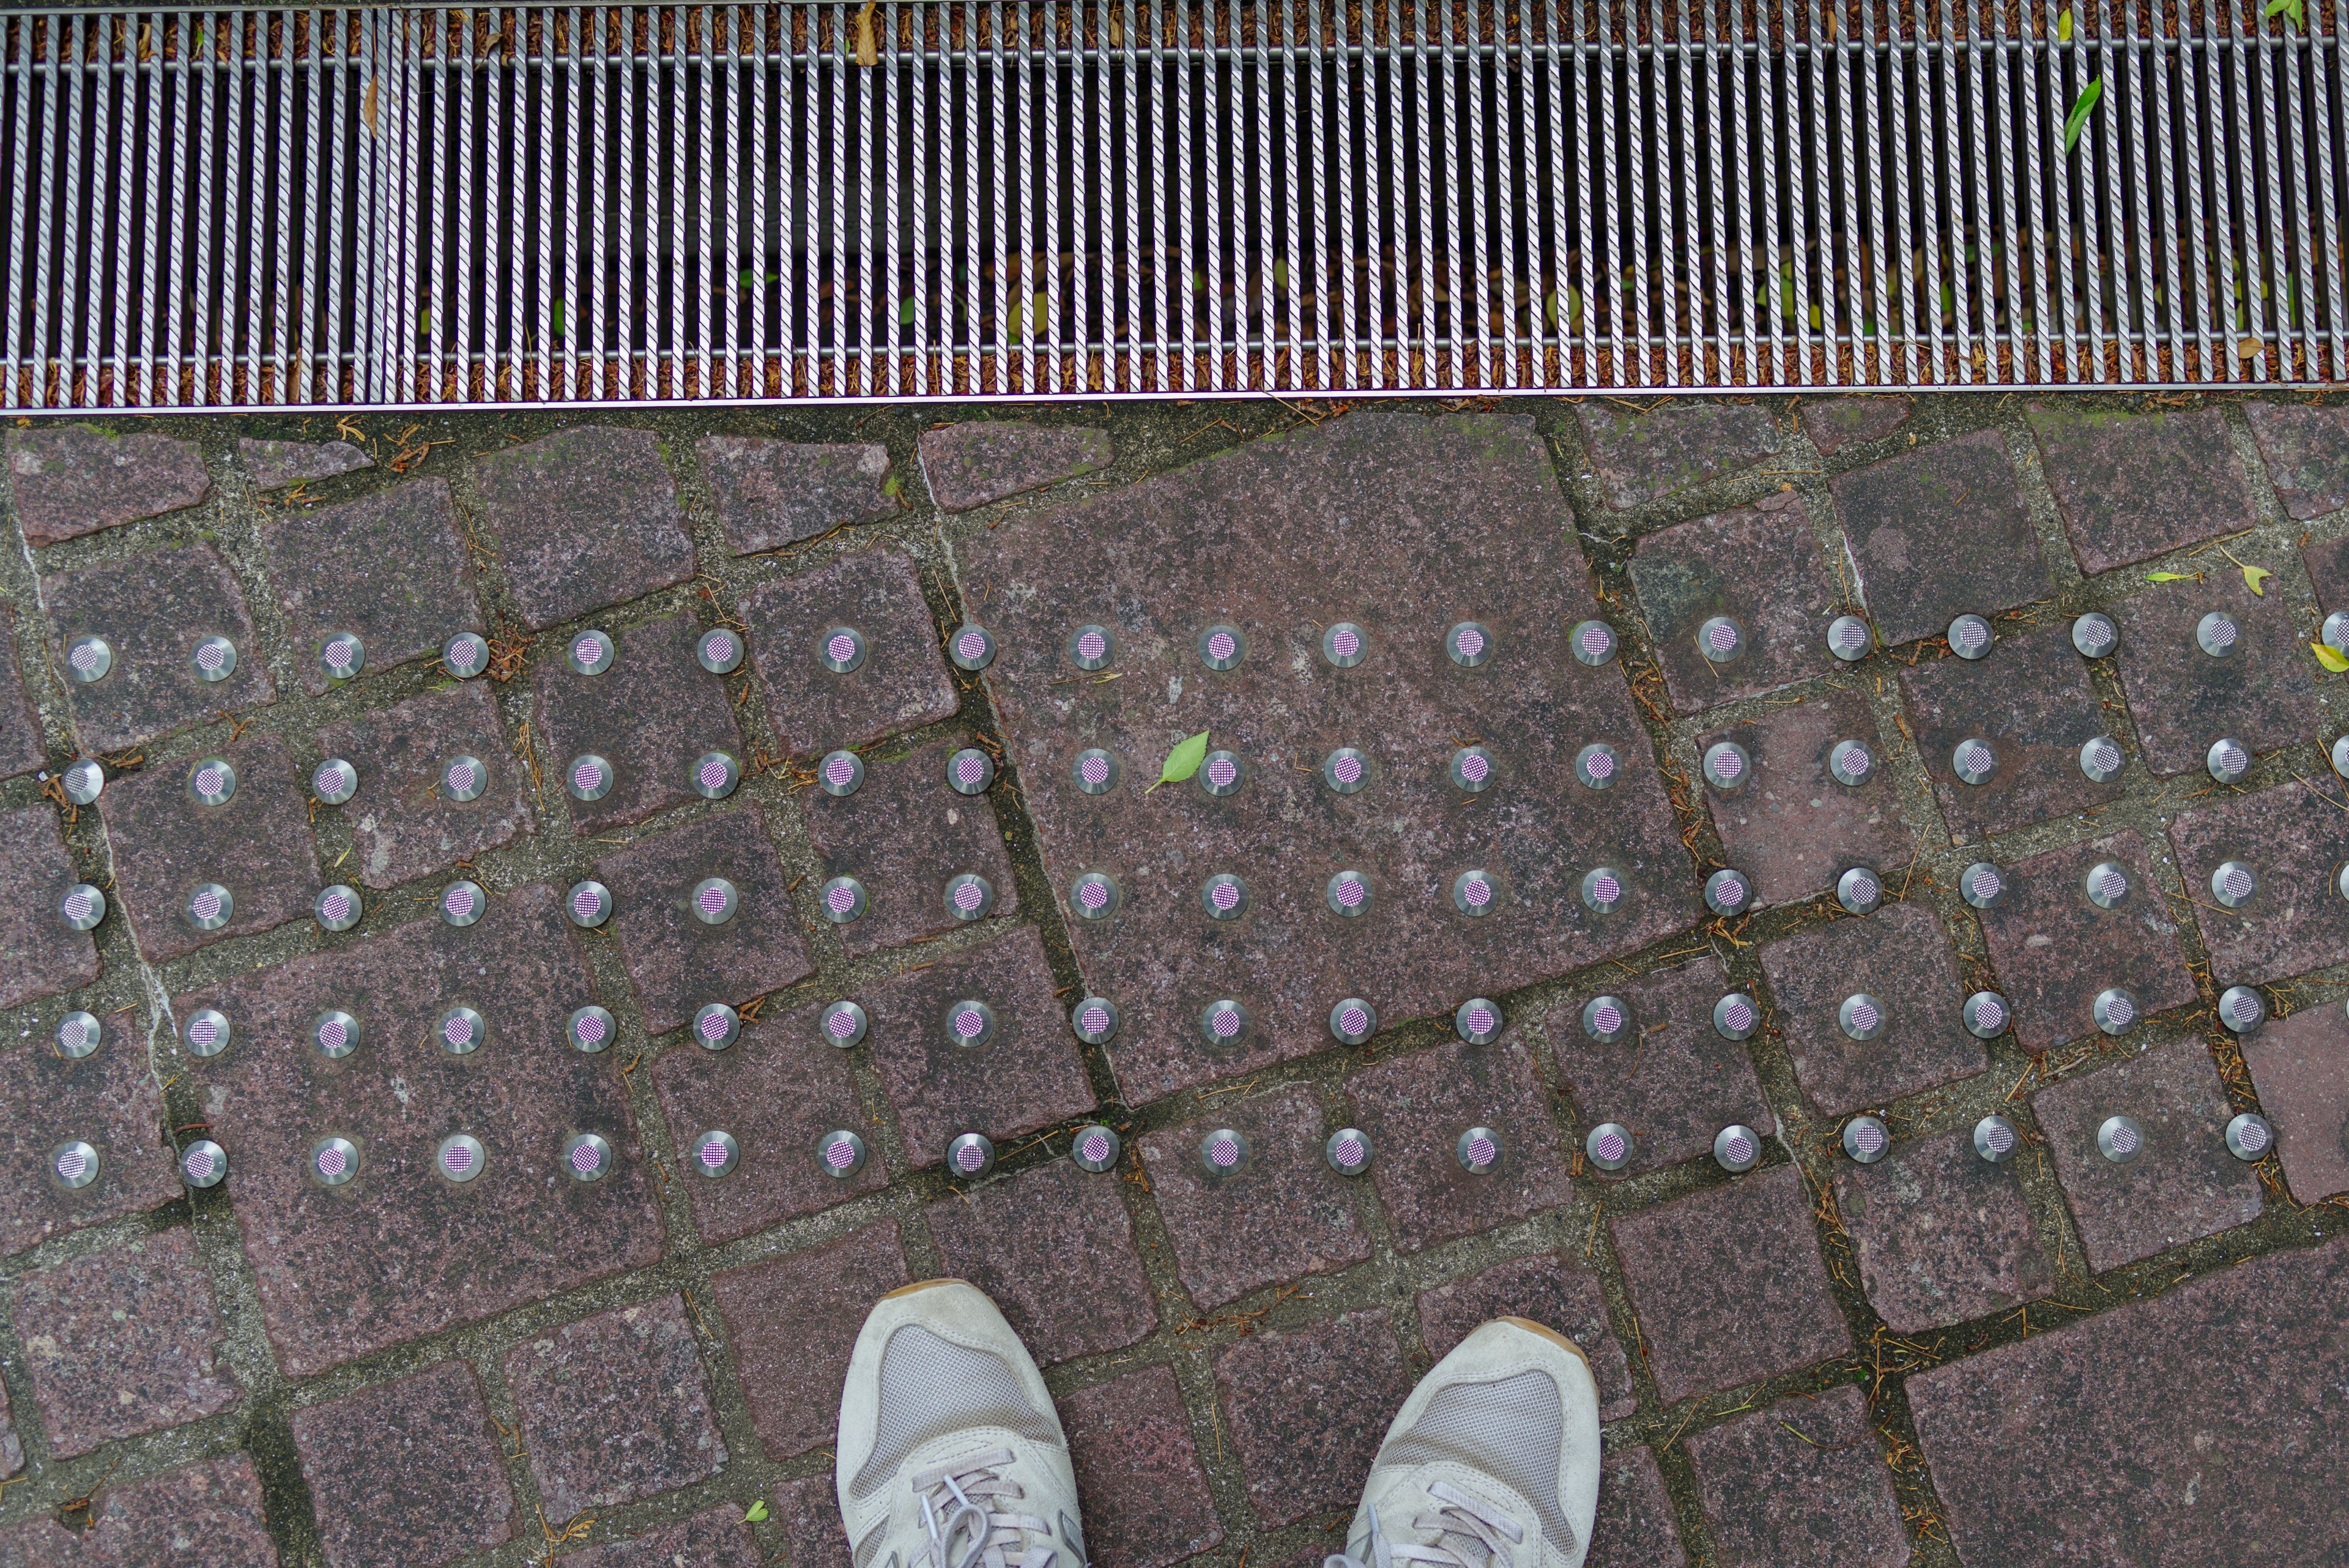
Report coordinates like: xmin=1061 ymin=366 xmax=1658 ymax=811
xmin=909 ymin=1446 xmax=1060 ymax=1568
xmin=1324 ymin=1481 xmax=1529 ymax=1568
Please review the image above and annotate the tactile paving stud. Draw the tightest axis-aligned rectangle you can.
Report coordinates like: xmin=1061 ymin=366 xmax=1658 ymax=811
xmin=1584 ymin=1123 xmax=1633 ymax=1172
xmin=2096 ymin=1115 xmax=2144 ymax=1164
xmin=2195 ymin=611 xmax=2240 ymax=658
xmin=1696 ymin=615 xmax=1745 ymax=664
xmin=1962 ymin=990 xmax=2012 ymax=1039
xmin=1579 ymin=866 xmax=1625 ymax=915
xmin=1839 ymin=992 xmax=1889 ymax=1042
xmin=1836 ymin=866 xmax=1883 ymax=915
xmin=819 ymin=626 xmax=868 ymax=674
xmin=311 ymin=1136 xmax=360 ymax=1186
xmin=1580 ymin=994 xmax=1630 ymax=1045
xmin=1327 ymin=869 xmax=1374 ymax=918
xmin=2217 ymin=985 xmax=2266 ymax=1033
xmin=1323 ymin=747 xmax=1371 ymax=794
xmin=698 ymin=626 xmax=746 ymax=674
xmin=1455 ymin=1126 xmax=1504 ymax=1173
xmin=567 ymin=1005 xmax=616 ymax=1053
xmin=2072 ymin=612 xmax=2119 ymax=658
xmin=1323 ymin=621 xmax=1370 ymax=668
xmin=439 ymin=754 xmax=488 ymax=803
xmin=1948 ymin=614 xmax=1994 ymax=660
xmin=1449 ymin=745 xmax=1497 ymax=793
xmin=2206 ymin=737 xmax=2251 ymax=784
xmin=1450 ymin=868 xmax=1502 ymax=916
xmin=1067 ymin=624 xmax=1114 ymax=671
xmin=56 ymin=1011 xmax=102 ymax=1059
xmin=946 ymin=747 xmax=995 ymax=795
xmin=822 ymin=1000 xmax=870 ymax=1047
xmin=1069 ymin=996 xmax=1119 ymax=1045
xmin=1326 ymin=1126 xmax=1374 ymax=1176
xmin=566 ymin=879 xmax=612 ymax=929
xmin=1201 ymin=872 xmax=1250 ymax=921
xmin=1457 ymin=997 xmax=1504 ymax=1045
xmin=2337 ymin=863 xmax=2349 ymax=907
xmin=1972 ymin=1114 xmax=2019 ymax=1162
xmin=316 ymin=885 xmax=362 ymax=932
xmin=64 ymin=634 xmax=113 ymax=683
xmin=2211 ymin=860 xmax=2257 ymax=910
xmin=443 ymin=631 xmax=491 ymax=679
xmin=1069 ymin=872 xmax=1119 ymax=921
xmin=1198 ymin=624 xmax=1246 ymax=671
xmin=1704 ymin=868 xmax=1751 ymax=916
xmin=2223 ymin=1112 xmax=2274 ymax=1162
xmin=191 ymin=634 xmax=238 ymax=683
xmin=567 ymin=628 xmax=616 ymax=675
xmin=945 ymin=1131 xmax=995 ymax=1178
xmin=1199 ymin=998 xmax=1250 ymax=1046
xmin=1959 ymin=861 xmax=2007 ymax=910
xmin=61 ymin=758 xmax=105 ymax=805
xmin=944 ymin=998 xmax=997 ymax=1049
xmin=691 ymin=1131 xmax=740 ymax=1178
xmin=567 ymin=753 xmax=615 ymax=803
xmin=693 ymin=1002 xmax=742 ymax=1050
xmin=1713 ymin=992 xmax=1761 ymax=1041
xmin=60 ymin=882 xmax=105 ymax=932
xmin=819 ymin=1129 xmax=870 ymax=1179
xmin=311 ymin=1008 xmax=362 ymax=1059
xmin=1330 ymin=997 xmax=1378 ymax=1045
xmin=1447 ymin=621 xmax=1494 ymax=667
xmin=949 ymin=624 xmax=996 ymax=672
xmin=183 ymin=1008 xmax=231 ymax=1058
xmin=180 ymin=1139 xmax=228 ymax=1188
xmin=1198 ymin=1126 xmax=1252 ymax=1176
xmin=1198 ymin=749 xmax=1245 ymax=797
xmin=189 ymin=882 xmax=235 ymax=931
xmin=1072 ymin=748 xmax=1120 ymax=794
xmin=1826 ymin=614 xmax=1873 ymax=662
xmin=1071 ymin=1124 xmax=1123 ymax=1172
xmin=319 ymin=631 xmax=365 ymax=682
xmin=2084 ymin=860 xmax=2131 ymax=910
xmin=563 ymin=1132 xmax=614 ymax=1181
xmin=189 ymin=756 xmax=237 ymax=806
xmin=944 ymin=873 xmax=996 ymax=922
xmin=1713 ymin=1124 xmax=1762 ymax=1173
xmin=437 ymin=1005 xmax=487 ymax=1056
xmin=1701 ymin=741 xmax=1750 ymax=792
xmin=1569 ymin=619 xmax=1618 ymax=667
xmin=1842 ymin=1115 xmax=1891 ymax=1163
xmin=1827 ymin=739 xmax=1875 ymax=787
xmin=2326 ymin=612 xmax=2349 ymax=654
xmin=818 ymin=749 xmax=866 ymax=797
xmin=436 ymin=1133 xmax=487 ymax=1184
xmin=691 ymin=751 xmax=742 ymax=801
xmin=1951 ymin=737 xmax=1998 ymax=786
xmin=2092 ymin=987 xmax=2140 ymax=1035
xmin=51 ymin=1140 xmax=99 ymax=1190
xmin=691 ymin=876 xmax=739 ymax=926
xmin=440 ymin=879 xmax=486 ymax=927
xmin=1574 ymin=743 xmax=1620 ymax=790
xmin=311 ymin=757 xmax=358 ymax=805
xmin=820 ymin=875 xmax=869 ymax=923
xmin=2078 ymin=734 xmax=2125 ymax=784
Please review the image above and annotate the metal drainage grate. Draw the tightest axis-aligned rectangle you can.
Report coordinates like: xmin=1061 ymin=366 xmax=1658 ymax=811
xmin=2 ymin=1 xmax=2342 ymax=411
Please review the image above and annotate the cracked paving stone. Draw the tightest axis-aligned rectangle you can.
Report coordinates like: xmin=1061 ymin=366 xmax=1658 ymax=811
xmin=176 ymin=882 xmax=663 ymax=1375
xmin=595 ymin=803 xmax=815 ymax=1037
xmin=2243 ymin=400 xmax=2349 ymax=521
xmin=1897 ymin=622 xmax=2124 ymax=839
xmin=918 ymin=420 xmax=1114 ymax=511
xmin=859 ymin=924 xmax=1097 ymax=1169
xmin=2033 ymin=1035 xmax=2263 ymax=1273
xmin=239 ymin=435 xmax=373 ymax=489
xmin=1686 ymin=1387 xmax=1910 ymax=1568
xmin=0 ymin=803 xmax=100 ymax=1011
xmin=1758 ymin=901 xmax=1989 ymax=1117
xmin=2165 ymin=778 xmax=2349 ymax=989
xmin=7 ymin=1228 xmax=238 ymax=1458
xmin=2110 ymin=570 xmax=2320 ymax=778
xmin=0 ymin=1453 xmax=279 ymax=1567
xmin=469 ymin=425 xmax=696 ymax=630
xmin=290 ymin=1361 xmax=516 ymax=1568
xmin=699 ymin=434 xmax=897 ymax=553
xmin=1551 ymin=954 xmax=1773 ymax=1178
xmin=1062 ymin=1365 xmax=1226 ymax=1568
xmin=1800 ymin=395 xmax=1911 ymax=458
xmin=1973 ymin=828 xmax=2196 ymax=1055
xmin=1141 ymin=1083 xmax=1372 ymax=1311
xmin=1611 ymin=1162 xmax=1850 ymax=1405
xmin=317 ymin=680 xmax=535 ymax=889
xmin=766 ymin=1480 xmax=855 ymax=1568
xmin=1586 ymin=1447 xmax=1687 ymax=1568
xmin=0 ymin=1007 xmax=176 ymax=1258
xmin=0 ymin=606 xmax=44 ymax=781
xmin=1416 ymin=1252 xmax=1636 ymax=1421
xmin=1833 ymin=1128 xmax=2053 ymax=1334
xmin=801 ymin=735 xmax=1020 ymax=958
xmin=532 ymin=611 xmax=745 ymax=834
xmin=258 ymin=478 xmax=485 ymax=695
xmin=1573 ymin=399 xmax=1782 ymax=512
xmin=926 ymin=1161 xmax=1159 ymax=1366
xmin=650 ymin=1001 xmax=885 ymax=1245
xmin=739 ymin=544 xmax=959 ymax=756
xmin=1830 ymin=429 xmax=2050 ymax=648
xmin=41 ymin=540 xmax=276 ymax=752
xmin=1908 ymin=1236 xmax=2349 ymax=1565
xmin=2236 ymin=1005 xmax=2349 ymax=1202
xmin=2027 ymin=402 xmax=2255 ymax=574
xmin=957 ymin=411 xmax=1698 ymax=1105
xmin=558 ymin=1505 xmax=762 ymax=1568
xmin=710 ymin=1218 xmax=910 ymax=1461
xmin=1628 ymin=491 xmax=1840 ymax=715
xmin=505 ymin=1294 xmax=729 ymax=1520
xmin=6 ymin=422 xmax=210 ymax=546
xmin=1214 ymin=1310 xmax=1414 ymax=1529
xmin=97 ymin=733 xmax=319 ymax=964
xmin=1699 ymin=686 xmax=1913 ymax=905
xmin=1344 ymin=1033 xmax=1572 ymax=1252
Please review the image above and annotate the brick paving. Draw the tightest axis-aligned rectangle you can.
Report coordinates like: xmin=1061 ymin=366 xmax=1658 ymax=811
xmin=1 ymin=392 xmax=2343 ymax=1568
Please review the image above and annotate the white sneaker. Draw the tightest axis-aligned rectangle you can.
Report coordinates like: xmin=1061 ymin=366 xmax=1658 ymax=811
xmin=836 ymin=1279 xmax=1088 ymax=1568
xmin=1331 ymin=1318 xmax=1603 ymax=1568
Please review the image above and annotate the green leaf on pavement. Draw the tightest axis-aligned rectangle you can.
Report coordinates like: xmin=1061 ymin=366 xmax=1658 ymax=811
xmin=2312 ymin=641 xmax=2349 ymax=673
xmin=1149 ymin=731 xmax=1210 ymax=793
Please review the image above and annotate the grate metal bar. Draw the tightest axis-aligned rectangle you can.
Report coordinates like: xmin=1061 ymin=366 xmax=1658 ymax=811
xmin=2 ymin=0 xmax=2343 ymax=411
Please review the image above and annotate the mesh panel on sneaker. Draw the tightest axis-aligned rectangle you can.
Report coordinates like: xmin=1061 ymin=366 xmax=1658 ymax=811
xmin=1375 ymin=1370 xmax=1576 ymax=1556
xmin=850 ymin=1325 xmax=1061 ymax=1504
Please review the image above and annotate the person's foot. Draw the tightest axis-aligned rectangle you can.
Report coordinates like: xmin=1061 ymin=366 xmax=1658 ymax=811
xmin=1332 ymin=1318 xmax=1602 ymax=1568
xmin=836 ymin=1279 xmax=1086 ymax=1568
